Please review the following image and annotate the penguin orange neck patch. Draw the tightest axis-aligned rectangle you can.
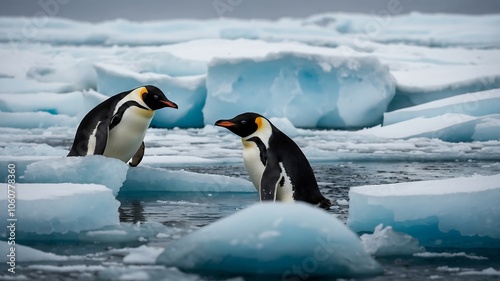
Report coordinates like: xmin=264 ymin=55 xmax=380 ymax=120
xmin=255 ymin=117 xmax=263 ymax=130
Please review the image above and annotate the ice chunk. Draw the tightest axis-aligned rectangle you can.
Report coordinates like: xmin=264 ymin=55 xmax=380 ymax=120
xmin=360 ymin=224 xmax=424 ymax=257
xmin=0 ymin=241 xmax=70 ymax=262
xmin=94 ymin=63 xmax=206 ymax=128
xmin=0 ymin=183 xmax=120 ymax=235
xmin=122 ymin=245 xmax=165 ymax=264
xmin=122 ymin=166 xmax=254 ymax=193
xmin=384 ymin=89 xmax=500 ymax=126
xmin=22 ymin=155 xmax=129 ymax=196
xmin=363 ymin=113 xmax=500 ymax=142
xmin=458 ymin=268 xmax=500 ymax=276
xmin=348 ymin=174 xmax=500 ymax=248
xmin=157 ymin=202 xmax=383 ymax=279
xmin=204 ymin=52 xmax=396 ymax=129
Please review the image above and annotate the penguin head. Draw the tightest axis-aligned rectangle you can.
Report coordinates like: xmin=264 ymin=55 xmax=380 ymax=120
xmin=140 ymin=85 xmax=178 ymax=110
xmin=215 ymin=112 xmax=272 ymax=139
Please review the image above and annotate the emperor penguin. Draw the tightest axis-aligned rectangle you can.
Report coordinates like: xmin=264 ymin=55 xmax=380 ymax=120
xmin=67 ymin=85 xmax=178 ymax=166
xmin=215 ymin=112 xmax=332 ymax=209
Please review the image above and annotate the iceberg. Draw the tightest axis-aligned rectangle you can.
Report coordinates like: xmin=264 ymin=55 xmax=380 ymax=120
xmin=121 ymin=166 xmax=255 ymax=193
xmin=94 ymin=63 xmax=206 ymax=128
xmin=22 ymin=155 xmax=129 ymax=196
xmin=348 ymin=174 xmax=500 ymax=248
xmin=157 ymin=202 xmax=383 ymax=279
xmin=0 ymin=183 xmax=120 ymax=235
xmin=205 ymin=52 xmax=396 ymax=129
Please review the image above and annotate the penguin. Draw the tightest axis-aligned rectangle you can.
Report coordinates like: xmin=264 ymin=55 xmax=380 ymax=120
xmin=67 ymin=85 xmax=178 ymax=166
xmin=215 ymin=112 xmax=332 ymax=209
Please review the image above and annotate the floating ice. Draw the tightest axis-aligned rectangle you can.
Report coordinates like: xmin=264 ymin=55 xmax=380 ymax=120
xmin=348 ymin=174 xmax=500 ymax=248
xmin=384 ymin=89 xmax=500 ymax=126
xmin=157 ymin=202 xmax=383 ymax=279
xmin=0 ymin=183 xmax=120 ymax=235
xmin=22 ymin=155 xmax=129 ymax=196
xmin=364 ymin=113 xmax=500 ymax=142
xmin=122 ymin=166 xmax=254 ymax=193
xmin=0 ymin=241 xmax=71 ymax=262
xmin=360 ymin=224 xmax=424 ymax=257
xmin=458 ymin=268 xmax=500 ymax=276
xmin=122 ymin=245 xmax=165 ymax=264
xmin=94 ymin=63 xmax=206 ymax=128
xmin=205 ymin=52 xmax=396 ymax=129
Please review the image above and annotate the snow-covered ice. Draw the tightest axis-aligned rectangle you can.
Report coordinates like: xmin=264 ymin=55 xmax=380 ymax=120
xmin=22 ymin=155 xmax=129 ymax=196
xmin=348 ymin=174 xmax=500 ymax=248
xmin=122 ymin=166 xmax=255 ymax=193
xmin=384 ymin=89 xmax=500 ymax=126
xmin=0 ymin=183 xmax=120 ymax=235
xmin=157 ymin=202 xmax=383 ymax=278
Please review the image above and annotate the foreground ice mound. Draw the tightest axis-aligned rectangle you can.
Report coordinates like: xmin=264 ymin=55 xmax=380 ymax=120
xmin=204 ymin=52 xmax=396 ymax=129
xmin=22 ymin=155 xmax=129 ymax=196
xmin=348 ymin=174 xmax=500 ymax=248
xmin=0 ymin=183 xmax=119 ymax=235
xmin=122 ymin=166 xmax=254 ymax=193
xmin=157 ymin=202 xmax=383 ymax=279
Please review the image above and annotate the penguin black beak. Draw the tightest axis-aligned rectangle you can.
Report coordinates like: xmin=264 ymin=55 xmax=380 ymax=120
xmin=161 ymin=100 xmax=178 ymax=109
xmin=215 ymin=120 xmax=235 ymax=127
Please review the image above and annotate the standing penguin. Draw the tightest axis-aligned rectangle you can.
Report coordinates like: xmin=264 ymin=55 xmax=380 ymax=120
xmin=68 ymin=85 xmax=178 ymax=166
xmin=215 ymin=112 xmax=332 ymax=209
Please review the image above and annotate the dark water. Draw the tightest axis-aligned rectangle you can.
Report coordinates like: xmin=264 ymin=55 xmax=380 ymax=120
xmin=3 ymin=161 xmax=500 ymax=281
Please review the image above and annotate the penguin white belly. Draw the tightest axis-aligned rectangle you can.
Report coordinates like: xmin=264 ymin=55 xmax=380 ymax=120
xmin=104 ymin=107 xmax=153 ymax=162
xmin=276 ymin=163 xmax=294 ymax=202
xmin=242 ymin=142 xmax=265 ymax=192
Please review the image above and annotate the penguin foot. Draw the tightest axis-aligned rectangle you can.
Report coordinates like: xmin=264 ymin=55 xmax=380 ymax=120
xmin=318 ymin=198 xmax=333 ymax=210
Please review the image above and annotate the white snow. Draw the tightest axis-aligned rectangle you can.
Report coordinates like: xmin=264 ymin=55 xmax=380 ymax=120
xmin=157 ymin=202 xmax=383 ymax=278
xmin=0 ymin=183 xmax=120 ymax=235
xmin=348 ymin=174 xmax=500 ymax=248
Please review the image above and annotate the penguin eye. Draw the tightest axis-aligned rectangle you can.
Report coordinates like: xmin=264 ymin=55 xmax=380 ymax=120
xmin=153 ymin=95 xmax=159 ymax=100
xmin=241 ymin=120 xmax=246 ymax=125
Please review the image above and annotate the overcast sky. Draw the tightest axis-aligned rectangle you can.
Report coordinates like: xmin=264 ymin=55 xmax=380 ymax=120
xmin=1 ymin=0 xmax=499 ymax=22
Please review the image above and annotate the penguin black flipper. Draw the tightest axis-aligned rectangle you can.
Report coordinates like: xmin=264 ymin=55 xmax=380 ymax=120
xmin=129 ymin=141 xmax=145 ymax=167
xmin=93 ymin=119 xmax=110 ymax=155
xmin=260 ymin=150 xmax=281 ymax=201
